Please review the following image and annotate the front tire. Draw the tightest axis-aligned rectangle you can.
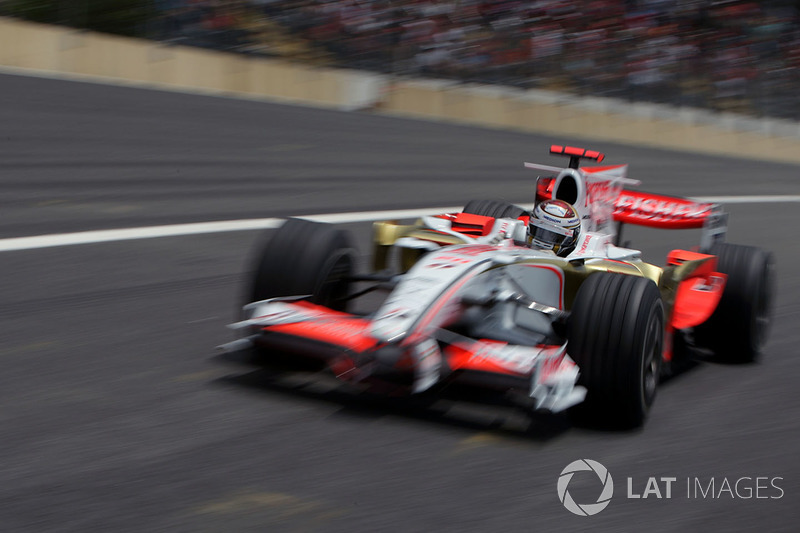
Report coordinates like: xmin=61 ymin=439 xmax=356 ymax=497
xmin=248 ymin=218 xmax=356 ymax=311
xmin=568 ymin=273 xmax=664 ymax=428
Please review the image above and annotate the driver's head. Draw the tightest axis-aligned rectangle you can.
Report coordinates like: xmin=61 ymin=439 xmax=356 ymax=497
xmin=529 ymin=199 xmax=581 ymax=256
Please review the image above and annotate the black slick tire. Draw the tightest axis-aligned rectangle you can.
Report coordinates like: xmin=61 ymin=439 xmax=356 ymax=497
xmin=568 ymin=273 xmax=664 ymax=429
xmin=462 ymin=199 xmax=526 ymax=219
xmin=693 ymin=243 xmax=775 ymax=363
xmin=248 ymin=218 xmax=356 ymax=311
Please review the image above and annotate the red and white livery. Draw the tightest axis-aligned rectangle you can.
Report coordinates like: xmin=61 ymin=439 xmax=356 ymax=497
xmin=221 ymin=145 xmax=775 ymax=429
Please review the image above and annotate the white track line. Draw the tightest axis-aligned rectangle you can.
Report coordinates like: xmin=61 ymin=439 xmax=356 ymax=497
xmin=0 ymin=207 xmax=458 ymax=252
xmin=0 ymin=196 xmax=798 ymax=253
xmin=0 ymin=219 xmax=284 ymax=252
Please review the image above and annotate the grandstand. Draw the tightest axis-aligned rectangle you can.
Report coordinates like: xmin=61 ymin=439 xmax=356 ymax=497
xmin=2 ymin=0 xmax=798 ymax=119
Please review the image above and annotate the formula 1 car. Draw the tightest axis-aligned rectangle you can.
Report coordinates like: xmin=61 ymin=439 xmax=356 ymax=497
xmin=221 ymin=145 xmax=775 ymax=428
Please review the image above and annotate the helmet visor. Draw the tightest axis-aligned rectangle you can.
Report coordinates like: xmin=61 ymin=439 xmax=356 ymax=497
xmin=529 ymin=218 xmax=575 ymax=253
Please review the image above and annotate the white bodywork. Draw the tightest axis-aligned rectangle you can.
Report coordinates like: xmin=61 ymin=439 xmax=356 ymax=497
xmin=224 ymin=156 xmax=693 ymax=414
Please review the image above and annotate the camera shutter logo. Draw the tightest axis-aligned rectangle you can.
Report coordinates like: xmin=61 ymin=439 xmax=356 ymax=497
xmin=557 ymin=459 xmax=614 ymax=516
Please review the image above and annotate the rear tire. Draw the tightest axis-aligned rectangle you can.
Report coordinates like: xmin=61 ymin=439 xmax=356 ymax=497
xmin=248 ymin=218 xmax=356 ymax=311
xmin=462 ymin=199 xmax=526 ymax=219
xmin=694 ymin=243 xmax=775 ymax=363
xmin=568 ymin=273 xmax=664 ymax=428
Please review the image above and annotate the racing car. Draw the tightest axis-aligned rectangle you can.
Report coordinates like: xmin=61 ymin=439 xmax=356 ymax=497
xmin=221 ymin=145 xmax=775 ymax=428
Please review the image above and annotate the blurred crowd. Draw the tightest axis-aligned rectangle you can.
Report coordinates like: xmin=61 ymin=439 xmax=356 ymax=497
xmin=150 ymin=1 xmax=258 ymax=51
xmin=4 ymin=0 xmax=800 ymax=118
xmin=149 ymin=0 xmax=800 ymax=119
xmin=249 ymin=0 xmax=800 ymax=118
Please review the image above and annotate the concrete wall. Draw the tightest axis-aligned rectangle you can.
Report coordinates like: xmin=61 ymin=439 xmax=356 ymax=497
xmin=379 ymin=80 xmax=800 ymax=163
xmin=3 ymin=16 xmax=800 ymax=163
xmin=0 ymin=17 xmax=382 ymax=110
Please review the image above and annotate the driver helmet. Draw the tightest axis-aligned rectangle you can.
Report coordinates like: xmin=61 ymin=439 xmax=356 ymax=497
xmin=529 ymin=199 xmax=581 ymax=256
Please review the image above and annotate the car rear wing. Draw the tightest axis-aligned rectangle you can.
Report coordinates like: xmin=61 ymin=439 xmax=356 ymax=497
xmin=613 ymin=189 xmax=718 ymax=229
xmin=528 ymin=145 xmax=727 ymax=249
xmin=536 ymin=176 xmax=724 ymax=225
xmin=614 ymin=189 xmax=728 ymax=251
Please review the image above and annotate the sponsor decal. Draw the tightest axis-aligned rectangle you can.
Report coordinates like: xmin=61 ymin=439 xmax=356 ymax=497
xmin=690 ymin=275 xmax=725 ymax=292
xmin=545 ymin=203 xmax=569 ymax=217
xmin=576 ymin=234 xmax=592 ymax=255
xmin=614 ymin=194 xmax=710 ymax=220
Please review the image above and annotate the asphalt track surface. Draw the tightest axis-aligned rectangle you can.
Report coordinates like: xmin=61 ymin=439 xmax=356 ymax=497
xmin=1 ymin=72 xmax=799 ymax=532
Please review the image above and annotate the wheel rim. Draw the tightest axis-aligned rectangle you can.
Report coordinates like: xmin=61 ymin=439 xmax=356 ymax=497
xmin=641 ymin=306 xmax=663 ymax=408
xmin=643 ymin=349 xmax=658 ymax=405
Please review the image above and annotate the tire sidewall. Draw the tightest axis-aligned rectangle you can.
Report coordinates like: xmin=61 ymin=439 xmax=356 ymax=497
xmin=248 ymin=219 xmax=356 ymax=310
xmin=568 ymin=273 xmax=664 ymax=428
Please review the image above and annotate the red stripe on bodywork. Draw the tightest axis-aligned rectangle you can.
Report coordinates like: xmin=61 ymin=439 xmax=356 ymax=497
xmin=521 ymin=264 xmax=564 ymax=308
xmin=262 ymin=305 xmax=379 ymax=352
xmin=406 ymin=272 xmax=480 ymax=343
xmin=445 ymin=340 xmax=565 ymax=376
xmin=444 ymin=341 xmax=523 ymax=376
